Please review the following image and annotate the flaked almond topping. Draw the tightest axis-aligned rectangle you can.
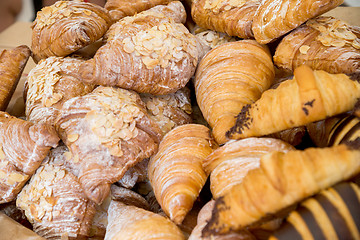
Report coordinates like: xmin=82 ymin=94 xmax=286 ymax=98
xmin=204 ymin=0 xmax=248 ymax=13
xmin=56 ymin=169 xmax=66 ymax=179
xmin=64 ymin=151 xmax=72 ymax=161
xmin=8 ymin=172 xmax=28 ymax=183
xmin=307 ymin=16 xmax=359 ymax=49
xmin=67 ymin=134 xmax=79 ymax=143
xmin=299 ymin=45 xmax=311 ymax=54
xmin=0 ymin=170 xmax=6 ymax=179
xmin=0 ymin=145 xmax=5 ymax=160
xmin=73 ymin=153 xmax=80 ymax=163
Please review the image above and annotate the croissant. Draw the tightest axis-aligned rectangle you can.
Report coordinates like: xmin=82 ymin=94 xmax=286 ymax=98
xmin=203 ymin=137 xmax=295 ymax=199
xmin=0 ymin=112 xmax=59 ymax=204
xmin=266 ymin=127 xmax=307 ymax=147
xmin=117 ymin=158 xmax=149 ymax=189
xmin=274 ymin=16 xmax=360 ymax=76
xmin=191 ymin=0 xmax=260 ymax=39
xmin=227 ymin=65 xmax=360 ymax=140
xmin=307 ymin=113 xmax=360 ymax=147
xmin=79 ymin=1 xmax=198 ymax=95
xmin=105 ymin=200 xmax=185 ymax=240
xmin=270 ymin=182 xmax=360 ymax=240
xmin=192 ymin=26 xmax=237 ymax=52
xmin=16 ymin=162 xmax=97 ymax=239
xmin=252 ymin=0 xmax=343 ymax=44
xmin=25 ymin=56 xmax=95 ymax=126
xmin=0 ymin=45 xmax=31 ymax=111
xmin=189 ymin=200 xmax=256 ymax=240
xmin=54 ymin=86 xmax=162 ymax=204
xmin=148 ymin=124 xmax=218 ymax=224
xmin=105 ymin=0 xmax=175 ymax=22
xmin=31 ymin=1 xmax=112 ymax=62
xmin=195 ymin=40 xmax=275 ymax=144
xmin=203 ymin=140 xmax=360 ymax=235
xmin=140 ymin=87 xmax=193 ymax=135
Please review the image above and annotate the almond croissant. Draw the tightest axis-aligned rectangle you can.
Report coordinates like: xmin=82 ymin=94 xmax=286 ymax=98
xmin=105 ymin=0 xmax=175 ymax=22
xmin=25 ymin=56 xmax=95 ymax=126
xmin=252 ymin=0 xmax=343 ymax=44
xmin=0 ymin=112 xmax=59 ymax=204
xmin=274 ymin=16 xmax=360 ymax=76
xmin=79 ymin=1 xmax=198 ymax=95
xmin=270 ymin=182 xmax=360 ymax=240
xmin=0 ymin=45 xmax=31 ymax=111
xmin=195 ymin=40 xmax=274 ymax=144
xmin=16 ymin=155 xmax=97 ymax=239
xmin=105 ymin=200 xmax=185 ymax=240
xmin=191 ymin=0 xmax=260 ymax=39
xmin=227 ymin=65 xmax=360 ymax=140
xmin=203 ymin=138 xmax=294 ymax=199
xmin=54 ymin=86 xmax=162 ymax=204
xmin=31 ymin=1 xmax=112 ymax=62
xmin=148 ymin=124 xmax=218 ymax=224
xmin=203 ymin=140 xmax=360 ymax=235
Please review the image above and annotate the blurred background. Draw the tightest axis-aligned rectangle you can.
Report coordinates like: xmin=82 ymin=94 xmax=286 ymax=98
xmin=0 ymin=0 xmax=359 ymax=33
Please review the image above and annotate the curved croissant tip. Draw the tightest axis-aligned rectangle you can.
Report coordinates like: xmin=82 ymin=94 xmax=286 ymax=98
xmin=86 ymin=183 xmax=111 ymax=205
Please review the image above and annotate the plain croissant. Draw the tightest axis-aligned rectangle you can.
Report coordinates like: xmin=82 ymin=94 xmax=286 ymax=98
xmin=203 ymin=140 xmax=360 ymax=235
xmin=0 ymin=112 xmax=59 ymax=204
xmin=195 ymin=40 xmax=275 ymax=144
xmin=227 ymin=65 xmax=360 ymax=140
xmin=148 ymin=124 xmax=218 ymax=224
xmin=274 ymin=16 xmax=360 ymax=76
xmin=252 ymin=0 xmax=343 ymax=44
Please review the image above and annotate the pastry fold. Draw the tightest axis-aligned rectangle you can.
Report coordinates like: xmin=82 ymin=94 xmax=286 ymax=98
xmin=227 ymin=65 xmax=360 ymax=140
xmin=252 ymin=0 xmax=343 ymax=44
xmin=0 ymin=45 xmax=31 ymax=111
xmin=195 ymin=40 xmax=274 ymax=144
xmin=203 ymin=141 xmax=360 ymax=235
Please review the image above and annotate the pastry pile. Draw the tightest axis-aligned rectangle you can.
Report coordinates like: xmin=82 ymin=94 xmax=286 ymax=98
xmin=0 ymin=0 xmax=359 ymax=239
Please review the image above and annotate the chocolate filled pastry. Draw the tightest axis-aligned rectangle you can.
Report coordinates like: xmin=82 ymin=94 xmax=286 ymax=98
xmin=148 ymin=124 xmax=218 ymax=224
xmin=25 ymin=56 xmax=95 ymax=126
xmin=203 ymin=137 xmax=294 ymax=199
xmin=105 ymin=200 xmax=185 ymax=240
xmin=140 ymin=87 xmax=193 ymax=136
xmin=227 ymin=65 xmax=360 ymax=140
xmin=31 ymin=1 xmax=112 ymax=62
xmin=191 ymin=0 xmax=260 ymax=39
xmin=274 ymin=16 xmax=360 ymax=76
xmin=195 ymin=40 xmax=274 ymax=144
xmin=79 ymin=1 xmax=199 ymax=95
xmin=252 ymin=0 xmax=343 ymax=44
xmin=0 ymin=45 xmax=31 ymax=111
xmin=203 ymin=140 xmax=360 ymax=235
xmin=16 ymin=161 xmax=97 ymax=239
xmin=105 ymin=0 xmax=175 ymax=22
xmin=307 ymin=113 xmax=360 ymax=147
xmin=0 ymin=112 xmax=59 ymax=204
xmin=270 ymin=182 xmax=360 ymax=240
xmin=54 ymin=86 xmax=162 ymax=204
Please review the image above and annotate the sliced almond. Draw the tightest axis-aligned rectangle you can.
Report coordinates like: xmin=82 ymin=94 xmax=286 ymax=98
xmin=67 ymin=134 xmax=79 ymax=143
xmin=299 ymin=45 xmax=310 ymax=54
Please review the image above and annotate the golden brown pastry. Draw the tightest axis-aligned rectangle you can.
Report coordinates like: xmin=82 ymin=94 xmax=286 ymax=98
xmin=195 ymin=40 xmax=274 ymax=144
xmin=191 ymin=0 xmax=260 ymax=39
xmin=0 ymin=112 xmax=59 ymax=204
xmin=192 ymin=26 xmax=237 ymax=51
xmin=307 ymin=113 xmax=360 ymax=147
xmin=79 ymin=1 xmax=199 ymax=95
xmin=140 ymin=87 xmax=193 ymax=135
xmin=227 ymin=65 xmax=360 ymax=140
xmin=104 ymin=200 xmax=185 ymax=240
xmin=31 ymin=1 xmax=112 ymax=62
xmin=270 ymin=182 xmax=360 ymax=240
xmin=25 ymin=56 xmax=95 ymax=126
xmin=203 ymin=138 xmax=295 ymax=199
xmin=105 ymin=0 xmax=175 ymax=22
xmin=274 ymin=16 xmax=360 ymax=76
xmin=148 ymin=124 xmax=218 ymax=224
xmin=252 ymin=0 xmax=343 ymax=44
xmin=189 ymin=200 xmax=256 ymax=240
xmin=203 ymin=140 xmax=360 ymax=235
xmin=16 ymin=162 xmax=97 ymax=239
xmin=0 ymin=45 xmax=31 ymax=111
xmin=54 ymin=86 xmax=162 ymax=204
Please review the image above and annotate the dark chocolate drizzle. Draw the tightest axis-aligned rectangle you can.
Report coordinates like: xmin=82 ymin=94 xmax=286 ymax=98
xmin=226 ymin=104 xmax=252 ymax=138
xmin=343 ymin=136 xmax=360 ymax=150
xmin=202 ymin=196 xmax=229 ymax=238
xmin=302 ymin=99 xmax=315 ymax=116
xmin=296 ymin=206 xmax=327 ymax=240
xmin=272 ymin=221 xmax=303 ymax=240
